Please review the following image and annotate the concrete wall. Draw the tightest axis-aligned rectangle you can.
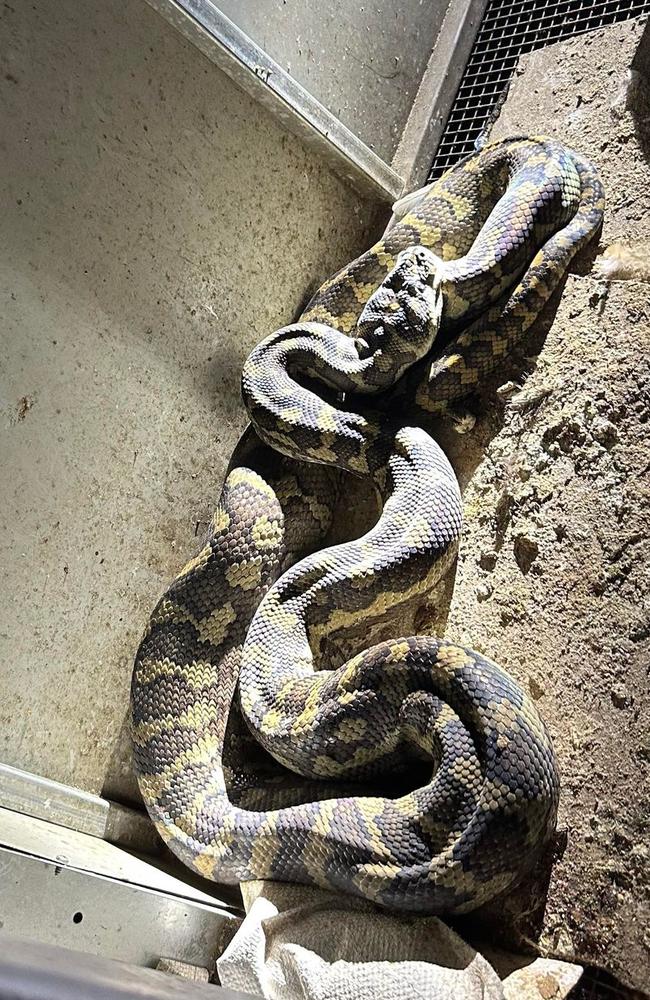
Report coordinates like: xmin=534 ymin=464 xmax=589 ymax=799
xmin=0 ymin=0 xmax=383 ymax=801
xmin=216 ymin=0 xmax=450 ymax=161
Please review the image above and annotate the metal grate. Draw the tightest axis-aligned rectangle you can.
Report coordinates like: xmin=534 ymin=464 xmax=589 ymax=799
xmin=428 ymin=0 xmax=650 ymax=180
xmin=571 ymin=965 xmax=648 ymax=1000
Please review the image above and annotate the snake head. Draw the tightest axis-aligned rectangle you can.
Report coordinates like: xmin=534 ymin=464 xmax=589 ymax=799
xmin=353 ymin=247 xmax=446 ymax=387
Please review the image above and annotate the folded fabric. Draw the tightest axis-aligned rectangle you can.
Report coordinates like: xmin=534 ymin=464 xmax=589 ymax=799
xmin=217 ymin=882 xmax=582 ymax=1000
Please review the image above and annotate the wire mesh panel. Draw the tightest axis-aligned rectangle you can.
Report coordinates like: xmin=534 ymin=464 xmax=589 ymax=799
xmin=573 ymin=966 xmax=648 ymax=1000
xmin=428 ymin=0 xmax=650 ymax=180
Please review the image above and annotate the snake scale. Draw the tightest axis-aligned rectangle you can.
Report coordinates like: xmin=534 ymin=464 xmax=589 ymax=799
xmin=132 ymin=137 xmax=604 ymax=913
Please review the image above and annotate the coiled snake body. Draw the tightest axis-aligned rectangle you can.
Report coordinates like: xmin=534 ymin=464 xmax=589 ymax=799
xmin=132 ymin=137 xmax=604 ymax=912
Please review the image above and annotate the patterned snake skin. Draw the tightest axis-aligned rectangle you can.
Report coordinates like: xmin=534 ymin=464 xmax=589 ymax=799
xmin=132 ymin=137 xmax=604 ymax=913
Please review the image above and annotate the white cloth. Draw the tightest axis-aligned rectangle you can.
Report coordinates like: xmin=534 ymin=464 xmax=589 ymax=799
xmin=217 ymin=882 xmax=582 ymax=1000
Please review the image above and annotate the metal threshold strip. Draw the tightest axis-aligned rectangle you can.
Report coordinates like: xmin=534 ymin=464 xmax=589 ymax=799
xmin=144 ymin=0 xmax=404 ymax=202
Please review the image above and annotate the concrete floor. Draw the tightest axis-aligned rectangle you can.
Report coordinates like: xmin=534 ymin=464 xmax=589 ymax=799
xmin=216 ymin=0 xmax=449 ymax=161
xmin=0 ymin=0 xmax=384 ymax=802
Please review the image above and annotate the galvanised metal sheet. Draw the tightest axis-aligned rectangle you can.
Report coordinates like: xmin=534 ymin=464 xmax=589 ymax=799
xmin=0 ymin=809 xmax=239 ymax=968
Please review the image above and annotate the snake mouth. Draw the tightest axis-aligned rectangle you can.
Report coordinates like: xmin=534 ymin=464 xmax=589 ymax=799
xmin=353 ymin=335 xmax=373 ymax=359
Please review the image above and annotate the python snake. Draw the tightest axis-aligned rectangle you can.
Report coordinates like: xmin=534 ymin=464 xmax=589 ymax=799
xmin=132 ymin=137 xmax=604 ymax=913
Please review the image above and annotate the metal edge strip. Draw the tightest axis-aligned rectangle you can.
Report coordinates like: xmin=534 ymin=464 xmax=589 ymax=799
xmin=0 ymin=841 xmax=237 ymax=917
xmin=143 ymin=0 xmax=404 ymax=202
xmin=0 ymin=763 xmax=158 ymax=853
xmin=391 ymin=0 xmax=490 ymax=191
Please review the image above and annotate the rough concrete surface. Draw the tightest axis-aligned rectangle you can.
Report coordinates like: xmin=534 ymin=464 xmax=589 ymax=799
xmin=420 ymin=17 xmax=649 ymax=995
xmin=0 ymin=0 xmax=383 ymax=801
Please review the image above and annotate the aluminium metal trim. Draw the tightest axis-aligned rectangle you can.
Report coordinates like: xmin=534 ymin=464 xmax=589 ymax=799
xmin=0 ymin=809 xmax=240 ymax=967
xmin=0 ymin=763 xmax=157 ymax=853
xmin=0 ymin=851 xmax=234 ymax=970
xmin=392 ymin=0 xmax=490 ymax=192
xmin=0 ymin=807 xmax=239 ymax=913
xmin=144 ymin=0 xmax=404 ymax=202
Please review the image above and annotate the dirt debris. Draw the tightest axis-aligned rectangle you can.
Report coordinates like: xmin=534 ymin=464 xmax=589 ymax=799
xmin=12 ymin=394 xmax=35 ymax=423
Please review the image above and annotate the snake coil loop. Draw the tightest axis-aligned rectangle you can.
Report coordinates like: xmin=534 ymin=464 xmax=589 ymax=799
xmin=132 ymin=136 xmax=604 ymax=912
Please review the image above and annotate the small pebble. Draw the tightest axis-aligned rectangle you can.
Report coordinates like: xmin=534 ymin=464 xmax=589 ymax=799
xmin=591 ymin=415 xmax=619 ymax=446
xmin=529 ymin=677 xmax=546 ymax=700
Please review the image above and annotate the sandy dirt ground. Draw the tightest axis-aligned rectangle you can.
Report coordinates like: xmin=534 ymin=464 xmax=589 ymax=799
xmin=411 ymin=17 xmax=650 ymax=995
